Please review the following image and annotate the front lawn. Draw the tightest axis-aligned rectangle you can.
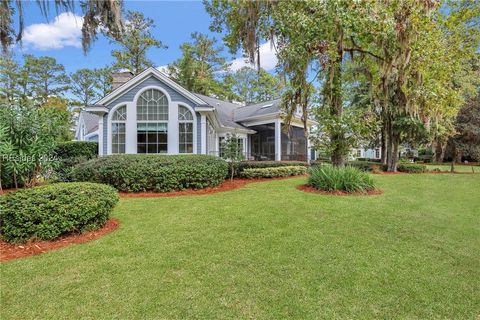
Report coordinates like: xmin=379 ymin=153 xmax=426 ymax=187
xmin=1 ymin=174 xmax=479 ymax=319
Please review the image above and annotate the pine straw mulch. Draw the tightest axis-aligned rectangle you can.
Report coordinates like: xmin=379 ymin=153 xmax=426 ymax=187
xmin=0 ymin=219 xmax=120 ymax=262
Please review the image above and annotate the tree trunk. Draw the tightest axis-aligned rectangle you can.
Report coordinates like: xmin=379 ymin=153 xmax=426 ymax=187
xmin=381 ymin=121 xmax=387 ymax=165
xmin=433 ymin=138 xmax=445 ymax=163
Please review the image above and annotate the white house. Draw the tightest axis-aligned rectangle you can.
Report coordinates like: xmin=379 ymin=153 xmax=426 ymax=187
xmin=79 ymin=67 xmax=316 ymax=161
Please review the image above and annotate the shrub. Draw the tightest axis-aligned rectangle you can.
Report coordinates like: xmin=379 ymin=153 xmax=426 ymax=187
xmin=0 ymin=182 xmax=118 ymax=243
xmin=397 ymin=163 xmax=427 ymax=173
xmin=53 ymin=141 xmax=99 ymax=182
xmin=54 ymin=141 xmax=98 ymax=159
xmin=233 ymin=161 xmax=308 ymax=176
xmin=348 ymin=161 xmax=387 ymax=172
xmin=240 ymin=166 xmax=307 ymax=179
xmin=72 ymin=154 xmax=228 ymax=192
xmin=308 ymin=165 xmax=376 ymax=193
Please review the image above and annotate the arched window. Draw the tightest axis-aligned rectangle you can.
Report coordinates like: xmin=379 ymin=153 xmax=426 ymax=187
xmin=111 ymin=105 xmax=126 ymax=153
xmin=137 ymin=89 xmax=168 ymax=153
xmin=178 ymin=105 xmax=193 ymax=153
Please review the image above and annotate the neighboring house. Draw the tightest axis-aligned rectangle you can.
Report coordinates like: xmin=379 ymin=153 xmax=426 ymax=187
xmin=83 ymin=67 xmax=316 ymax=161
xmin=75 ymin=109 xmax=99 ymax=142
xmin=351 ymin=147 xmax=382 ymax=160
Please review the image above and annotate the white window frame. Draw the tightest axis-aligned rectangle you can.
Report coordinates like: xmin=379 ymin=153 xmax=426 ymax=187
xmin=110 ymin=104 xmax=127 ymax=154
xmin=178 ymin=105 xmax=194 ymax=154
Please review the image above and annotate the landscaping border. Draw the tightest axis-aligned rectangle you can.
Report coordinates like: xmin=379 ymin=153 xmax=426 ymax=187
xmin=0 ymin=219 xmax=120 ymax=262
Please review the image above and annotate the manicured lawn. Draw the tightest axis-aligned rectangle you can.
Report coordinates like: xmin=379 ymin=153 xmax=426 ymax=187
xmin=426 ymin=163 xmax=478 ymax=173
xmin=1 ymin=174 xmax=479 ymax=319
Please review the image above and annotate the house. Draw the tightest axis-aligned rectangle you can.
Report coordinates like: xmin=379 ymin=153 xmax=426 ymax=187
xmin=351 ymin=147 xmax=381 ymax=160
xmin=81 ymin=67 xmax=316 ymax=161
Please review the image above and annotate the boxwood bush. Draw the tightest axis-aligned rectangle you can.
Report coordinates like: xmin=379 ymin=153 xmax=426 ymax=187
xmin=240 ymin=166 xmax=307 ymax=179
xmin=397 ymin=163 xmax=427 ymax=173
xmin=308 ymin=165 xmax=376 ymax=193
xmin=54 ymin=141 xmax=98 ymax=182
xmin=233 ymin=161 xmax=308 ymax=177
xmin=0 ymin=182 xmax=118 ymax=243
xmin=72 ymin=154 xmax=228 ymax=192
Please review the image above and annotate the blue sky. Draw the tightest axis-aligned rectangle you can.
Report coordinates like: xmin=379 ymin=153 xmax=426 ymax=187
xmin=12 ymin=1 xmax=277 ymax=74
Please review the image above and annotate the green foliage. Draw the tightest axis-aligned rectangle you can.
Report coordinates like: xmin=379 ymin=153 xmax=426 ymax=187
xmin=397 ymin=164 xmax=427 ymax=174
xmin=0 ymin=103 xmax=69 ymax=188
xmin=168 ymin=33 xmax=233 ymax=100
xmin=240 ymin=166 xmax=307 ymax=179
xmin=308 ymin=165 xmax=376 ymax=193
xmin=54 ymin=141 xmax=98 ymax=159
xmin=234 ymin=160 xmax=308 ymax=176
xmin=69 ymin=68 xmax=103 ymax=107
xmin=108 ymin=11 xmax=165 ymax=75
xmin=53 ymin=141 xmax=98 ymax=182
xmin=221 ymin=133 xmax=245 ymax=180
xmin=0 ymin=182 xmax=118 ymax=243
xmin=348 ymin=161 xmax=387 ymax=172
xmin=72 ymin=154 xmax=228 ymax=192
xmin=225 ymin=66 xmax=284 ymax=104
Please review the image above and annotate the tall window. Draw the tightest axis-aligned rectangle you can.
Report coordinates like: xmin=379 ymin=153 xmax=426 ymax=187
xmin=137 ymin=89 xmax=168 ymax=153
xmin=178 ymin=105 xmax=194 ymax=153
xmin=375 ymin=148 xmax=380 ymax=159
xmin=356 ymin=149 xmax=362 ymax=158
xmin=219 ymin=136 xmax=244 ymax=158
xmin=111 ymin=105 xmax=126 ymax=153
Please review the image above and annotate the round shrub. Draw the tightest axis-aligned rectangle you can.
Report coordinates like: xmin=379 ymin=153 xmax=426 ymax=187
xmin=308 ymin=165 xmax=376 ymax=193
xmin=0 ymin=182 xmax=119 ymax=243
xmin=54 ymin=141 xmax=98 ymax=159
xmin=397 ymin=163 xmax=427 ymax=173
xmin=72 ymin=154 xmax=228 ymax=192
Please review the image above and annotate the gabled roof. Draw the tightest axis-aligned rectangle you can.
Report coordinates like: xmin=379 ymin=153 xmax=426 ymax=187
xmin=234 ymin=99 xmax=282 ymax=122
xmin=96 ymin=67 xmax=208 ymax=106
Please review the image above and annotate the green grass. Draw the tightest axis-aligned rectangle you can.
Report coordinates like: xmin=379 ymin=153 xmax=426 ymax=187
xmin=426 ymin=163 xmax=478 ymax=173
xmin=1 ymin=174 xmax=479 ymax=319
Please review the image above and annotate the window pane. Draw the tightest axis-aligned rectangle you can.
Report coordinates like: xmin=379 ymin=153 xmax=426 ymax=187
xmin=137 ymin=122 xmax=168 ymax=154
xmin=179 ymin=122 xmax=193 ymax=153
xmin=111 ymin=123 xmax=125 ymax=154
xmin=137 ymin=89 xmax=168 ymax=121
xmin=178 ymin=105 xmax=193 ymax=121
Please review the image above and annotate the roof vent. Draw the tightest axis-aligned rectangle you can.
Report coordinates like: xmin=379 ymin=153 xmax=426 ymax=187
xmin=260 ymin=103 xmax=273 ymax=109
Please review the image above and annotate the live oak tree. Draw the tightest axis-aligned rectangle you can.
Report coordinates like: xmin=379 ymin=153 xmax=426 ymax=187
xmin=205 ymin=0 xmax=479 ymax=170
xmin=1 ymin=0 xmax=123 ymax=53
xmin=108 ymin=11 xmax=165 ymax=75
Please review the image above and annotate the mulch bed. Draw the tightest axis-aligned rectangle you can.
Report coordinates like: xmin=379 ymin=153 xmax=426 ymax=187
xmin=0 ymin=219 xmax=120 ymax=262
xmin=297 ymin=184 xmax=384 ymax=196
xmin=119 ymin=175 xmax=307 ymax=198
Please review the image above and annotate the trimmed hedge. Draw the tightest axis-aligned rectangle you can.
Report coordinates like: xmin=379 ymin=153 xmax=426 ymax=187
xmin=54 ymin=141 xmax=98 ymax=159
xmin=397 ymin=163 xmax=427 ymax=173
xmin=308 ymin=165 xmax=376 ymax=193
xmin=0 ymin=182 xmax=118 ymax=243
xmin=240 ymin=166 xmax=307 ymax=179
xmin=348 ymin=161 xmax=387 ymax=172
xmin=54 ymin=141 xmax=98 ymax=182
xmin=233 ymin=161 xmax=308 ymax=177
xmin=72 ymin=154 xmax=228 ymax=192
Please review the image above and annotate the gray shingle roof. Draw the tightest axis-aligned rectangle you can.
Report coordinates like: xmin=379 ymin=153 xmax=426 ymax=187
xmin=80 ymin=110 xmax=99 ymax=134
xmin=194 ymin=93 xmax=281 ymax=129
xmin=193 ymin=94 xmax=251 ymax=130
xmin=234 ymin=98 xmax=282 ymax=122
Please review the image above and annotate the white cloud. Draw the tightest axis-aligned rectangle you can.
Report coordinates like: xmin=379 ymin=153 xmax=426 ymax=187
xmin=156 ymin=65 xmax=170 ymax=74
xmin=23 ymin=13 xmax=83 ymax=50
xmin=229 ymin=41 xmax=278 ymax=72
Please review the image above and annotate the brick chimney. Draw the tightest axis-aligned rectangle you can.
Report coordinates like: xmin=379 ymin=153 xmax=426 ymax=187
xmin=112 ymin=71 xmax=134 ymax=90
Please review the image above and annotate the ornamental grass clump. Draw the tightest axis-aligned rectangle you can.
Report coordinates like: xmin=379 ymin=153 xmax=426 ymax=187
xmin=308 ymin=165 xmax=376 ymax=193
